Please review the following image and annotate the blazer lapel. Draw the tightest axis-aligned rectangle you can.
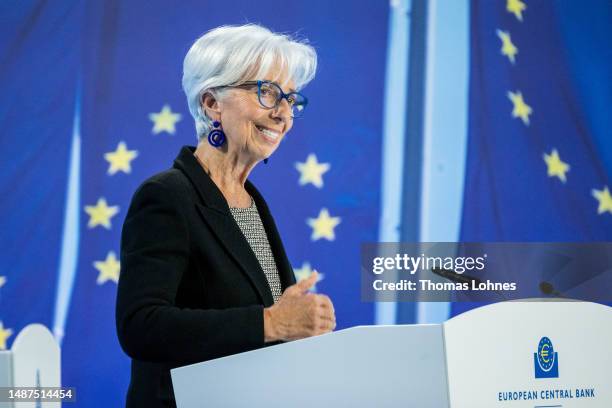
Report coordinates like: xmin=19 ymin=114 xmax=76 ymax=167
xmin=173 ymin=146 xmax=275 ymax=306
xmin=195 ymin=204 xmax=275 ymax=306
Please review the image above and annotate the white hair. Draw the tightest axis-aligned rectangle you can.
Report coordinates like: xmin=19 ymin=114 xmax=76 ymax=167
xmin=182 ymin=24 xmax=318 ymax=141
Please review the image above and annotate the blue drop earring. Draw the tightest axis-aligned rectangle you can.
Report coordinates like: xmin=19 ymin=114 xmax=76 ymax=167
xmin=264 ymin=158 xmax=269 ymax=164
xmin=208 ymin=121 xmax=226 ymax=147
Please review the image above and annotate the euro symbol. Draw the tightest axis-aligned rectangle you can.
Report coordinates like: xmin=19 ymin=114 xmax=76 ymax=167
xmin=541 ymin=344 xmax=550 ymax=363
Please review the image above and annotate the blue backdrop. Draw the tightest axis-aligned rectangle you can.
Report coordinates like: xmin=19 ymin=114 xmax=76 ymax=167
xmin=0 ymin=1 xmax=387 ymax=406
xmin=2 ymin=0 xmax=612 ymax=406
xmin=462 ymin=0 xmax=612 ymax=241
xmin=456 ymin=0 xmax=612 ymax=315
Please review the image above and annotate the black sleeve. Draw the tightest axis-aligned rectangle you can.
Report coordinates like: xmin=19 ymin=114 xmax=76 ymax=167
xmin=115 ymin=179 xmax=264 ymax=365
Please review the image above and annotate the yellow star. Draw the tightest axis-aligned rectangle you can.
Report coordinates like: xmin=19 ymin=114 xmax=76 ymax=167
xmin=84 ymin=198 xmax=119 ymax=229
xmin=295 ymin=154 xmax=330 ymax=188
xmin=592 ymin=186 xmax=612 ymax=215
xmin=307 ymin=208 xmax=341 ymax=241
xmin=149 ymin=104 xmax=182 ymax=135
xmin=543 ymin=149 xmax=570 ymax=183
xmin=496 ymin=30 xmax=518 ymax=64
xmin=94 ymin=251 xmax=120 ymax=285
xmin=507 ymin=0 xmax=527 ymax=22
xmin=104 ymin=141 xmax=138 ymax=175
xmin=0 ymin=321 xmax=13 ymax=350
xmin=508 ymin=91 xmax=532 ymax=125
xmin=293 ymin=262 xmax=324 ymax=292
xmin=0 ymin=276 xmax=6 ymax=288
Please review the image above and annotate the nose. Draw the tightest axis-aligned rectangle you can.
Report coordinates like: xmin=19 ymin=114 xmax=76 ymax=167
xmin=271 ymin=97 xmax=293 ymax=122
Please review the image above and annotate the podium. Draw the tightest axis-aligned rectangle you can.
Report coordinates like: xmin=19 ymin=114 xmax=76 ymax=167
xmin=171 ymin=300 xmax=612 ymax=407
xmin=0 ymin=324 xmax=61 ymax=408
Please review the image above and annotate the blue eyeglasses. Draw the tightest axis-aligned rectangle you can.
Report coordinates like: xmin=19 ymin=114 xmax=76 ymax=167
xmin=219 ymin=80 xmax=308 ymax=118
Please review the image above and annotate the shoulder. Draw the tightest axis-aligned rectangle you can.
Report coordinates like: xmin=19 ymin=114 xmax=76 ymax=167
xmin=127 ymin=168 xmax=198 ymax=217
xmin=133 ymin=168 xmax=192 ymax=201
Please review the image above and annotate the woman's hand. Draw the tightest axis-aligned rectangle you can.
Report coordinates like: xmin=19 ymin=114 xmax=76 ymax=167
xmin=263 ymin=271 xmax=336 ymax=342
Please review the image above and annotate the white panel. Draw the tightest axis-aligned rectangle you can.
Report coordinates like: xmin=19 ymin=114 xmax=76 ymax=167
xmin=172 ymin=325 xmax=449 ymax=408
xmin=0 ymin=351 xmax=13 ymax=408
xmin=11 ymin=324 xmax=61 ymax=408
xmin=444 ymin=301 xmax=612 ymax=407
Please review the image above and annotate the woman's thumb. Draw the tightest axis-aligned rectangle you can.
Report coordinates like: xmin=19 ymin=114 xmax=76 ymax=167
xmin=295 ymin=270 xmax=318 ymax=293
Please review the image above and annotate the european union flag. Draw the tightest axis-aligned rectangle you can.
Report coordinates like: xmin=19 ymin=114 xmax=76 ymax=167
xmin=462 ymin=0 xmax=612 ymax=241
xmin=455 ymin=0 xmax=612 ymax=314
xmin=0 ymin=1 xmax=387 ymax=406
xmin=0 ymin=0 xmax=82 ymax=354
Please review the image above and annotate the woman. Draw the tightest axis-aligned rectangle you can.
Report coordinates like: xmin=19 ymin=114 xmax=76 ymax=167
xmin=116 ymin=24 xmax=336 ymax=408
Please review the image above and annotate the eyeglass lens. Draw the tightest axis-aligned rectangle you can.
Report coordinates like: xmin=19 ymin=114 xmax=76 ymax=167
xmin=258 ymin=82 xmax=306 ymax=117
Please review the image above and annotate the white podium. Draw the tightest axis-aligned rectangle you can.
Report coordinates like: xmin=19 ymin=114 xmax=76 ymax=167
xmin=171 ymin=301 xmax=612 ymax=408
xmin=0 ymin=324 xmax=61 ymax=408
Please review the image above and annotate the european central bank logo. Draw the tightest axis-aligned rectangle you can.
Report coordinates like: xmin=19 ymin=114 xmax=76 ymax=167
xmin=534 ymin=337 xmax=559 ymax=378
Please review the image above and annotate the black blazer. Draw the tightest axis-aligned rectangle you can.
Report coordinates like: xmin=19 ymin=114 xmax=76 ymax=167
xmin=116 ymin=146 xmax=296 ymax=408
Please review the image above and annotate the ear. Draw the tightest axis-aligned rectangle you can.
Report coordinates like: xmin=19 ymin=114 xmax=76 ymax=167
xmin=201 ymin=92 xmax=222 ymax=120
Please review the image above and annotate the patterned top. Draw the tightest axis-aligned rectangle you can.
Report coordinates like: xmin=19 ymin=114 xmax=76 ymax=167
xmin=229 ymin=198 xmax=282 ymax=302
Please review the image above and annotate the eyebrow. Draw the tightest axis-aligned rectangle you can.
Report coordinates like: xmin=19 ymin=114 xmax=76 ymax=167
xmin=265 ymin=79 xmax=296 ymax=93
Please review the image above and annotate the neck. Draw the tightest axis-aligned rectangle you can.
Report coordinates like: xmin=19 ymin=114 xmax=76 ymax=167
xmin=193 ymin=142 xmax=257 ymax=207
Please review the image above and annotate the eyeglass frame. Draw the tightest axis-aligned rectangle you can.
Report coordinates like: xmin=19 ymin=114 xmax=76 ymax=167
xmin=214 ymin=80 xmax=308 ymax=118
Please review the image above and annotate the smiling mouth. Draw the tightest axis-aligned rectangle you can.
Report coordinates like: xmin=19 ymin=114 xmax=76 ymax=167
xmin=255 ymin=125 xmax=281 ymax=142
